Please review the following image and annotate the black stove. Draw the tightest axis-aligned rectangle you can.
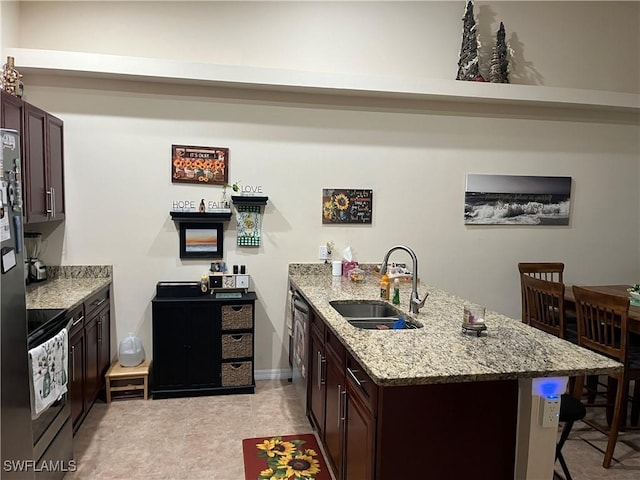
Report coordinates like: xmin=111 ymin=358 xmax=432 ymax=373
xmin=27 ymin=308 xmax=67 ymax=348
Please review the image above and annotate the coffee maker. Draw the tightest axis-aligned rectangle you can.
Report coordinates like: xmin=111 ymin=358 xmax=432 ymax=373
xmin=24 ymin=232 xmax=47 ymax=282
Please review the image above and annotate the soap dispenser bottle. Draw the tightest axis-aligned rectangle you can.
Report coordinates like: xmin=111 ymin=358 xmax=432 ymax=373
xmin=392 ymin=278 xmax=400 ymax=305
xmin=380 ymin=272 xmax=390 ymax=301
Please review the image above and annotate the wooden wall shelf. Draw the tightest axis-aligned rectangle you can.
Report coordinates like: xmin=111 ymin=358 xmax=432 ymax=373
xmin=170 ymin=211 xmax=232 ymax=222
xmin=231 ymin=195 xmax=268 ymax=206
xmin=7 ymin=48 xmax=639 ymax=123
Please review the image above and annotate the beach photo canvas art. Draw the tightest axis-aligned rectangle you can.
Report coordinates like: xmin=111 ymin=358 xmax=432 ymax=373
xmin=464 ymin=174 xmax=572 ymax=225
xmin=179 ymin=222 xmax=224 ymax=258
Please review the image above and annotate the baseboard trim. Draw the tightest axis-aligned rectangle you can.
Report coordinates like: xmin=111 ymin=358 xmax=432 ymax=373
xmin=255 ymin=369 xmax=292 ymax=381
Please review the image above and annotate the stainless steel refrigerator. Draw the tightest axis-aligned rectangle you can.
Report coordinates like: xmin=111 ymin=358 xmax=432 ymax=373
xmin=1 ymin=128 xmax=36 ymax=479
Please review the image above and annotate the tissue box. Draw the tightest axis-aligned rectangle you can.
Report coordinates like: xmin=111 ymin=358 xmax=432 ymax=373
xmin=342 ymin=261 xmax=358 ymax=278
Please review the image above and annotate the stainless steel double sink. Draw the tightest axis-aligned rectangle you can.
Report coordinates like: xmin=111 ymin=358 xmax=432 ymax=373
xmin=330 ymin=300 xmax=422 ymax=330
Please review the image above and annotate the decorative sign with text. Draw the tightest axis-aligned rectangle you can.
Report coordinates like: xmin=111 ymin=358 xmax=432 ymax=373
xmin=322 ymin=189 xmax=373 ymax=224
xmin=171 ymin=200 xmax=230 ymax=212
xmin=171 ymin=145 xmax=229 ymax=185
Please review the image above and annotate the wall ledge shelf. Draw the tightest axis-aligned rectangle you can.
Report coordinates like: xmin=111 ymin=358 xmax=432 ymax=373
xmin=7 ymin=48 xmax=639 ymax=121
xmin=231 ymin=195 xmax=268 ymax=206
xmin=170 ymin=211 xmax=232 ymax=222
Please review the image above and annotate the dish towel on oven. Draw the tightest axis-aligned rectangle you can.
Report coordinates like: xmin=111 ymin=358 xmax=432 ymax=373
xmin=28 ymin=327 xmax=68 ymax=418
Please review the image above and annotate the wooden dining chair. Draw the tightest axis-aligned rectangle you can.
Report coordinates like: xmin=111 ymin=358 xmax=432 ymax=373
xmin=518 ymin=262 xmax=565 ymax=324
xmin=571 ymin=286 xmax=640 ymax=468
xmin=522 ymin=275 xmax=570 ymax=339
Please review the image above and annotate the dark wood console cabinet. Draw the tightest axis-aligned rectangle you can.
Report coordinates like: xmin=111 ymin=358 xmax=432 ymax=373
xmin=69 ymin=285 xmax=111 ymax=434
xmin=151 ymin=292 xmax=256 ymax=399
xmin=1 ymin=91 xmax=65 ymax=223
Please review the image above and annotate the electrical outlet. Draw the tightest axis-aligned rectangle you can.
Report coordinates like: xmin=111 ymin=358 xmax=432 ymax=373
xmin=538 ymin=395 xmax=561 ymax=428
xmin=319 ymin=245 xmax=330 ymax=260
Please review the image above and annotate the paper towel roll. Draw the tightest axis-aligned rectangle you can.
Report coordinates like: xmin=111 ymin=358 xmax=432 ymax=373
xmin=332 ymin=261 xmax=342 ymax=276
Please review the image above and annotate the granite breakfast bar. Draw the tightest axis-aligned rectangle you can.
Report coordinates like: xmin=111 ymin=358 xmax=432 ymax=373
xmin=288 ymin=263 xmax=622 ymax=480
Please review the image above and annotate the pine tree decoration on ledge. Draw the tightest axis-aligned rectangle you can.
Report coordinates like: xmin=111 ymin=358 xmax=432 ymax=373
xmin=456 ymin=0 xmax=481 ymax=81
xmin=489 ymin=22 xmax=510 ymax=83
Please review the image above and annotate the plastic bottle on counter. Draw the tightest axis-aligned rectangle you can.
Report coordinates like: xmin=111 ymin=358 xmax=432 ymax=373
xmin=392 ymin=278 xmax=400 ymax=305
xmin=380 ymin=272 xmax=390 ymax=301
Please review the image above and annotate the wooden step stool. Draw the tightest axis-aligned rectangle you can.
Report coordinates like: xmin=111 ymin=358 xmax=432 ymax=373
xmin=105 ymin=359 xmax=151 ymax=403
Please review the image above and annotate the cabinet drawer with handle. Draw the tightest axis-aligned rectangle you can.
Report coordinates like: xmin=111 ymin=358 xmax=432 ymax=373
xmin=346 ymin=353 xmax=378 ymax=414
xmin=84 ymin=287 xmax=109 ymax=318
xmin=67 ymin=304 xmax=85 ymax=335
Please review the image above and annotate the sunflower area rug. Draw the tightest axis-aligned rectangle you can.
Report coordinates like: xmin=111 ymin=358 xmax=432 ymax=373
xmin=242 ymin=433 xmax=332 ymax=480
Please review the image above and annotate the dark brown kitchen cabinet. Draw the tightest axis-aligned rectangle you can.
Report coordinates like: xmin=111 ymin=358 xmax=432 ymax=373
xmin=84 ymin=315 xmax=99 ymax=405
xmin=0 ymin=93 xmax=65 ymax=224
xmin=344 ymin=387 xmax=376 ymax=480
xmin=0 ymin=91 xmax=23 ymax=133
xmin=344 ymin=357 xmax=376 ymax=480
xmin=68 ymin=306 xmax=85 ymax=432
xmin=323 ymin=341 xmax=346 ymax=477
xmin=24 ymin=104 xmax=65 ymax=223
xmin=84 ymin=287 xmax=111 ymax=405
xmin=67 ymin=285 xmax=112 ymax=434
xmin=97 ymin=307 xmax=110 ymax=382
xmin=152 ymin=293 xmax=256 ymax=399
xmin=305 ymin=307 xmax=355 ymax=480
xmin=308 ymin=328 xmax=326 ymax=437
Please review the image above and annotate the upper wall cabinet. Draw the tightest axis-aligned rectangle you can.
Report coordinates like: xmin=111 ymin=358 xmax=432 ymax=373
xmin=0 ymin=92 xmax=65 ymax=223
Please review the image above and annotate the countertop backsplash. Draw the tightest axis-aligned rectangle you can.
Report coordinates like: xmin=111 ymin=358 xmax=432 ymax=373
xmin=46 ymin=265 xmax=113 ymax=279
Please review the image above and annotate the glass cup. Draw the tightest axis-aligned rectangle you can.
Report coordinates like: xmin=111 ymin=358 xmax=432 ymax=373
xmin=464 ymin=305 xmax=485 ymax=324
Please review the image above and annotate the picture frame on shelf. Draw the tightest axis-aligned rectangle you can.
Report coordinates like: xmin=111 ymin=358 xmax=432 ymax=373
xmin=179 ymin=222 xmax=224 ymax=259
xmin=210 ymin=261 xmax=224 ymax=273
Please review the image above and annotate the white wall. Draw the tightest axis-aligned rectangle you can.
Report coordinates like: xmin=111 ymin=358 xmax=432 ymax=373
xmin=15 ymin=1 xmax=640 ymax=93
xmin=0 ymin=1 xmax=20 ymax=55
xmin=6 ymin=1 xmax=640 ymax=373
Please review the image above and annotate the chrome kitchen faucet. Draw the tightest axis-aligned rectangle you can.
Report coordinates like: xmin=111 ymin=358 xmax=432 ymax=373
xmin=379 ymin=245 xmax=428 ymax=315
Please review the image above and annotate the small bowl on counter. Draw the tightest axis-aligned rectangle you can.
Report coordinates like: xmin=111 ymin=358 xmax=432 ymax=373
xmin=349 ymin=267 xmax=365 ymax=282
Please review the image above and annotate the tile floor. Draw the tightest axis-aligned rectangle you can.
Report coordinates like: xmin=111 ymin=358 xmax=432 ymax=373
xmin=66 ymin=380 xmax=640 ymax=479
xmin=67 ymin=380 xmax=313 ymax=479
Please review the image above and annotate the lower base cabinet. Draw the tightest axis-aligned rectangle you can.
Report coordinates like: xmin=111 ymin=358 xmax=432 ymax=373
xmin=304 ymin=303 xmax=519 ymax=480
xmin=69 ymin=285 xmax=112 ymax=434
xmin=69 ymin=316 xmax=85 ymax=429
xmin=344 ymin=377 xmax=376 ymax=480
xmin=151 ymin=292 xmax=257 ymax=399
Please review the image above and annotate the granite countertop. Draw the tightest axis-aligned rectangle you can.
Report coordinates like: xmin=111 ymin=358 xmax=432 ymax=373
xmin=26 ymin=265 xmax=112 ymax=310
xmin=289 ymin=263 xmax=622 ymax=387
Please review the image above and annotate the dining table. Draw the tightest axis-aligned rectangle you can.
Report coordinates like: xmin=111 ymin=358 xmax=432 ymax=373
xmin=564 ymin=284 xmax=640 ymax=334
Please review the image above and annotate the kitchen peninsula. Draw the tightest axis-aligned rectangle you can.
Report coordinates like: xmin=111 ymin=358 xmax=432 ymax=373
xmin=288 ymin=263 xmax=621 ymax=480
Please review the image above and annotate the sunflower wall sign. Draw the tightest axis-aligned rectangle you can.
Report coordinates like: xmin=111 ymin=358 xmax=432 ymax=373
xmin=171 ymin=144 xmax=228 ymax=185
xmin=322 ymin=188 xmax=373 ymax=224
